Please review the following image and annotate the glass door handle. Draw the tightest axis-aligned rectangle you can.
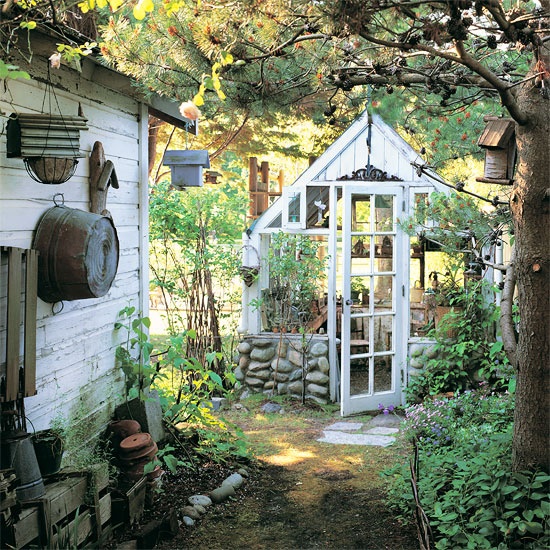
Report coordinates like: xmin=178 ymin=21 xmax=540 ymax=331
xmin=345 ymin=299 xmax=354 ymax=306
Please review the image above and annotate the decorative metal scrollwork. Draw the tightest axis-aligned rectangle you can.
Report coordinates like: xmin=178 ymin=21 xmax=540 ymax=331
xmin=338 ymin=165 xmax=402 ymax=182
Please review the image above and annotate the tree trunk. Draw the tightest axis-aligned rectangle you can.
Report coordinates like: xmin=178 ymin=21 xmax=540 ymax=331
xmin=510 ymin=70 xmax=550 ymax=471
xmin=148 ymin=116 xmax=163 ymax=178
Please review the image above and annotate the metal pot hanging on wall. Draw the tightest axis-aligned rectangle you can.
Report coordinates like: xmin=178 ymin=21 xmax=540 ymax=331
xmin=33 ymin=205 xmax=119 ymax=303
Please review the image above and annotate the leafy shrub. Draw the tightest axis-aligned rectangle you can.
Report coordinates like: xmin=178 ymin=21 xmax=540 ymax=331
xmin=384 ymin=390 xmax=549 ymax=549
xmin=403 ymin=384 xmax=515 ymax=455
xmin=115 ymin=306 xmax=251 ymax=471
xmin=406 ymin=282 xmax=513 ymax=402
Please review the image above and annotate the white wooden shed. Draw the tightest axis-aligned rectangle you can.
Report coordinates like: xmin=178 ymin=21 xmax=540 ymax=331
xmin=0 ymin=28 xmax=193 ymax=436
xmin=240 ymin=110 xmax=447 ymax=415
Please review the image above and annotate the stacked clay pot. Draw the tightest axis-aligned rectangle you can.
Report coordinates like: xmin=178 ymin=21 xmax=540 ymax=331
xmin=108 ymin=419 xmax=142 ymax=449
xmin=107 ymin=420 xmax=163 ymax=482
xmin=118 ymin=432 xmax=159 ymax=482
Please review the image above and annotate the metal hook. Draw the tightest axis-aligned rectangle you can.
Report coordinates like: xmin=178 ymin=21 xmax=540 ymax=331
xmin=52 ymin=193 xmax=65 ymax=207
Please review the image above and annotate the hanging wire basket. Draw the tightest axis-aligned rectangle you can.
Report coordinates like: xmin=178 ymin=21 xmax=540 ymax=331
xmin=24 ymin=157 xmax=79 ymax=185
xmin=6 ymin=64 xmax=88 ymax=184
xmin=239 ymin=245 xmax=260 ymax=287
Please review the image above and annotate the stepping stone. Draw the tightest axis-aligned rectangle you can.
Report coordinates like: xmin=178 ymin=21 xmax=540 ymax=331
xmin=366 ymin=414 xmax=403 ymax=428
xmin=364 ymin=427 xmax=399 ymax=436
xmin=324 ymin=422 xmax=364 ymax=432
xmin=317 ymin=430 xmax=396 ymax=447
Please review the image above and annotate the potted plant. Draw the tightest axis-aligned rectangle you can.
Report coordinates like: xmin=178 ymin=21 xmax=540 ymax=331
xmin=351 ymin=278 xmax=368 ymax=305
xmin=410 ymin=239 xmax=423 ymax=255
xmin=32 ymin=415 xmax=66 ymax=476
xmin=430 ymin=270 xmax=465 ymax=338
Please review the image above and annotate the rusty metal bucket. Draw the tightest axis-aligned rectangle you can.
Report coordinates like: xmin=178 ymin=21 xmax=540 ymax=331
xmin=33 ymin=205 xmax=119 ymax=302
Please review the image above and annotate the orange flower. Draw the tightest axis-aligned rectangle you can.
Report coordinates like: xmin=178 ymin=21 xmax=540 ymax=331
xmin=179 ymin=101 xmax=201 ymax=121
xmin=168 ymin=26 xmax=178 ymax=36
xmin=461 ymin=133 xmax=467 ymax=140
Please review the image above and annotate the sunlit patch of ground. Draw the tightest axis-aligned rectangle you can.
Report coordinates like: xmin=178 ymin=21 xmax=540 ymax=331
xmin=263 ymin=446 xmax=317 ymax=466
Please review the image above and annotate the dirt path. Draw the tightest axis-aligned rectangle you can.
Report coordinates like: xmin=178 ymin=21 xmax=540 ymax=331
xmin=156 ymin=400 xmax=418 ymax=550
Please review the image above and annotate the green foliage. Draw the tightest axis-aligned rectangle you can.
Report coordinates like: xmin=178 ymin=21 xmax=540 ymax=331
xmin=54 ymin=404 xmax=114 ymax=481
xmin=265 ymin=231 xmax=328 ymax=329
xmin=148 ymin=179 xmax=245 ymax=372
xmin=402 ymin=385 xmax=515 ymax=454
xmin=115 ymin=305 xmax=155 ymax=398
xmin=406 ymin=282 xmax=512 ymax=402
xmin=0 ymin=60 xmax=30 ymax=80
xmin=400 ymin=191 xmax=511 ymax=268
xmin=115 ymin=307 xmax=251 ymax=468
xmin=385 ymin=390 xmax=549 ymax=549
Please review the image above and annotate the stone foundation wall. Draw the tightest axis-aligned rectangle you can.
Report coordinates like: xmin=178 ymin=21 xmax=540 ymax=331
xmin=407 ymin=338 xmax=438 ymax=401
xmin=236 ymin=334 xmax=331 ymax=404
xmin=408 ymin=339 xmax=439 ymax=378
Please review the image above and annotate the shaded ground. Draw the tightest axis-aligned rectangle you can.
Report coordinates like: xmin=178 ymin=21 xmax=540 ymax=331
xmin=120 ymin=398 xmax=418 ymax=550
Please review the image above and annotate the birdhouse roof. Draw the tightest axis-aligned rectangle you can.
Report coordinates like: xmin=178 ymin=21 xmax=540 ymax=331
xmin=477 ymin=118 xmax=515 ymax=149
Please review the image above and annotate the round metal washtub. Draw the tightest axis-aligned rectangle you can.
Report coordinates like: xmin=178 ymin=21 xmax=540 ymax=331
xmin=33 ymin=205 xmax=119 ymax=302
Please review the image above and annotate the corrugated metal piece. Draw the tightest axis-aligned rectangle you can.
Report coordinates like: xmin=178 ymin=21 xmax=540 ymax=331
xmin=477 ymin=118 xmax=515 ymax=149
xmin=6 ymin=113 xmax=88 ymax=158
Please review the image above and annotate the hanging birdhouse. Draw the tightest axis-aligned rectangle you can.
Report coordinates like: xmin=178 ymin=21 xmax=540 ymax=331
xmin=476 ymin=117 xmax=516 ymax=185
xmin=205 ymin=170 xmax=222 ymax=184
xmin=162 ymin=150 xmax=210 ymax=189
xmin=7 ymin=113 xmax=88 ymax=184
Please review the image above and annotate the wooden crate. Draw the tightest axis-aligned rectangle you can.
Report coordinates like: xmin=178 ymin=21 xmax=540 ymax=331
xmin=3 ymin=470 xmax=111 ymax=549
xmin=111 ymin=477 xmax=147 ymax=528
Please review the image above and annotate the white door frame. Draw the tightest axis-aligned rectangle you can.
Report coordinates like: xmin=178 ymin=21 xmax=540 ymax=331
xmin=340 ymin=184 xmax=407 ymax=416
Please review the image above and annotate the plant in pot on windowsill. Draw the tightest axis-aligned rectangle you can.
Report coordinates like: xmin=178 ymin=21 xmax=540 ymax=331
xmin=351 ymin=279 xmax=369 ymax=305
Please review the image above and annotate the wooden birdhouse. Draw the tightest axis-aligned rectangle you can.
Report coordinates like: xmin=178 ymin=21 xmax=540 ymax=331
xmin=162 ymin=150 xmax=210 ymax=189
xmin=476 ymin=117 xmax=516 ymax=185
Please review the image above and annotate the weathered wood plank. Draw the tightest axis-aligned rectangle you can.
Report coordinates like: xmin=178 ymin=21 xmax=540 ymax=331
xmin=6 ymin=247 xmax=22 ymax=401
xmin=24 ymin=249 xmax=38 ymax=397
xmin=46 ymin=476 xmax=88 ymax=524
xmin=13 ymin=505 xmax=41 ymax=548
